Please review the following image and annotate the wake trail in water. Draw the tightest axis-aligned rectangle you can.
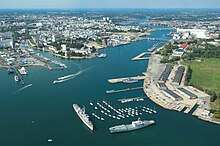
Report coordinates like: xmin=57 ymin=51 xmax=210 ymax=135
xmin=12 ymin=84 xmax=33 ymax=94
xmin=53 ymin=65 xmax=97 ymax=84
xmin=53 ymin=71 xmax=82 ymax=84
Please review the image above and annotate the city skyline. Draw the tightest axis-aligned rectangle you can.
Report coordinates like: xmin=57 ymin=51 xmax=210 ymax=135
xmin=1 ymin=0 xmax=220 ymax=9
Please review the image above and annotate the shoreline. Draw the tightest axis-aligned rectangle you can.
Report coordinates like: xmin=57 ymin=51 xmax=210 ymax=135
xmin=143 ymin=42 xmax=220 ymax=125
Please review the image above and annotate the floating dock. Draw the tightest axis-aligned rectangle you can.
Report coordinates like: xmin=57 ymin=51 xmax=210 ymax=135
xmin=106 ymin=87 xmax=143 ymax=94
xmin=108 ymin=76 xmax=145 ymax=84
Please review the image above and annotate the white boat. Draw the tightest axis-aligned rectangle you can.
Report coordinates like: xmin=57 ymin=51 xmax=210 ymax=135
xmin=18 ymin=67 xmax=28 ymax=75
xmin=14 ymin=75 xmax=19 ymax=82
xmin=98 ymin=53 xmax=107 ymax=58
xmin=58 ymin=75 xmax=74 ymax=80
xmin=48 ymin=139 xmax=53 ymax=142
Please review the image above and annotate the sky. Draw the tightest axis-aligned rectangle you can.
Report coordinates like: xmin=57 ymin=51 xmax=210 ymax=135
xmin=0 ymin=0 xmax=220 ymax=9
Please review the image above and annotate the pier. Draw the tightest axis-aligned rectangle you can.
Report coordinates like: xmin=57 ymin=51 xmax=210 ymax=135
xmin=132 ymin=52 xmax=151 ymax=61
xmin=145 ymin=38 xmax=169 ymax=42
xmin=147 ymin=42 xmax=163 ymax=52
xmin=108 ymin=76 xmax=145 ymax=84
xmin=14 ymin=67 xmax=25 ymax=85
xmin=106 ymin=87 xmax=143 ymax=94
xmin=118 ymin=96 xmax=145 ymax=103
xmin=132 ymin=42 xmax=162 ymax=61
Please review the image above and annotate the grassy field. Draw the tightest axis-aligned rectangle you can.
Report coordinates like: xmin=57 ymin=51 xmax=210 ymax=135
xmin=184 ymin=58 xmax=220 ymax=95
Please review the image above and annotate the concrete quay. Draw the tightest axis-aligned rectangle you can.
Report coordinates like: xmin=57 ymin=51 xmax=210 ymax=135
xmin=142 ymin=44 xmax=220 ymax=124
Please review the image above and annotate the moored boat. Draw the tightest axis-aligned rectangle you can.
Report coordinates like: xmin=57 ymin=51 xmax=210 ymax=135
xmin=109 ymin=118 xmax=155 ymax=134
xmin=73 ymin=104 xmax=94 ymax=131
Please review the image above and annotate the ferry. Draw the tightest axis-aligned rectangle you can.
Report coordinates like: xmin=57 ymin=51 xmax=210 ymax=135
xmin=73 ymin=104 xmax=94 ymax=131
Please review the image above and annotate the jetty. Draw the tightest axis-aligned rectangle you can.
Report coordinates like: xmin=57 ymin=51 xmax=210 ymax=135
xmin=132 ymin=52 xmax=151 ymax=61
xmin=108 ymin=76 xmax=145 ymax=84
xmin=14 ymin=67 xmax=25 ymax=85
xmin=106 ymin=87 xmax=143 ymax=94
xmin=132 ymin=42 xmax=163 ymax=61
xmin=145 ymin=38 xmax=168 ymax=42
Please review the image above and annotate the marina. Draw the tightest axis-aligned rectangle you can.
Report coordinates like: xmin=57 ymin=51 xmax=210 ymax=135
xmin=89 ymin=100 xmax=157 ymax=122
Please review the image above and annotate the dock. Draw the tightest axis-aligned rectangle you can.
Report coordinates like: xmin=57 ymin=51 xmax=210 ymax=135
xmin=118 ymin=96 xmax=145 ymax=103
xmin=106 ymin=87 xmax=143 ymax=94
xmin=14 ymin=67 xmax=25 ymax=85
xmin=108 ymin=76 xmax=145 ymax=84
xmin=132 ymin=42 xmax=163 ymax=61
xmin=145 ymin=38 xmax=169 ymax=42
xmin=132 ymin=52 xmax=151 ymax=61
xmin=148 ymin=42 xmax=163 ymax=52
xmin=184 ymin=103 xmax=197 ymax=114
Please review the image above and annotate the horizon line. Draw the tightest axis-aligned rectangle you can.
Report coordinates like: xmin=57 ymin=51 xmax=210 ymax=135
xmin=1 ymin=7 xmax=220 ymax=10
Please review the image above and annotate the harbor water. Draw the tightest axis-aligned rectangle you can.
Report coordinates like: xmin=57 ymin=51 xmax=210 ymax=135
xmin=0 ymin=29 xmax=219 ymax=146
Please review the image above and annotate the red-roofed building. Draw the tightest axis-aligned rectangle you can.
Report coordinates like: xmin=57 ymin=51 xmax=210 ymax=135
xmin=179 ymin=44 xmax=187 ymax=49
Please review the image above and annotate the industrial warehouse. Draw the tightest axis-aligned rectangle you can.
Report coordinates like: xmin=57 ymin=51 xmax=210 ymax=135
xmin=158 ymin=65 xmax=173 ymax=83
xmin=176 ymin=87 xmax=198 ymax=99
xmin=163 ymin=89 xmax=183 ymax=101
xmin=172 ymin=66 xmax=185 ymax=86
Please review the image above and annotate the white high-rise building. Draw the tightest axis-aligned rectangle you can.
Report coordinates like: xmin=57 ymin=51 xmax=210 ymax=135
xmin=52 ymin=35 xmax=56 ymax=43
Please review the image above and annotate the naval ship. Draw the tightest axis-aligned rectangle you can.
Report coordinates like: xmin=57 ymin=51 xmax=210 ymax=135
xmin=73 ymin=104 xmax=94 ymax=131
xmin=122 ymin=78 xmax=138 ymax=84
xmin=109 ymin=118 xmax=155 ymax=133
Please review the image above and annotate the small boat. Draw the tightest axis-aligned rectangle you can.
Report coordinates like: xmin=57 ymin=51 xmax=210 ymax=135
xmin=94 ymin=107 xmax=98 ymax=110
xmin=7 ymin=68 xmax=14 ymax=74
xmin=98 ymin=53 xmax=107 ymax=58
xmin=14 ymin=75 xmax=19 ymax=82
xmin=90 ymin=102 xmax=93 ymax=106
xmin=48 ymin=139 xmax=53 ymax=142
